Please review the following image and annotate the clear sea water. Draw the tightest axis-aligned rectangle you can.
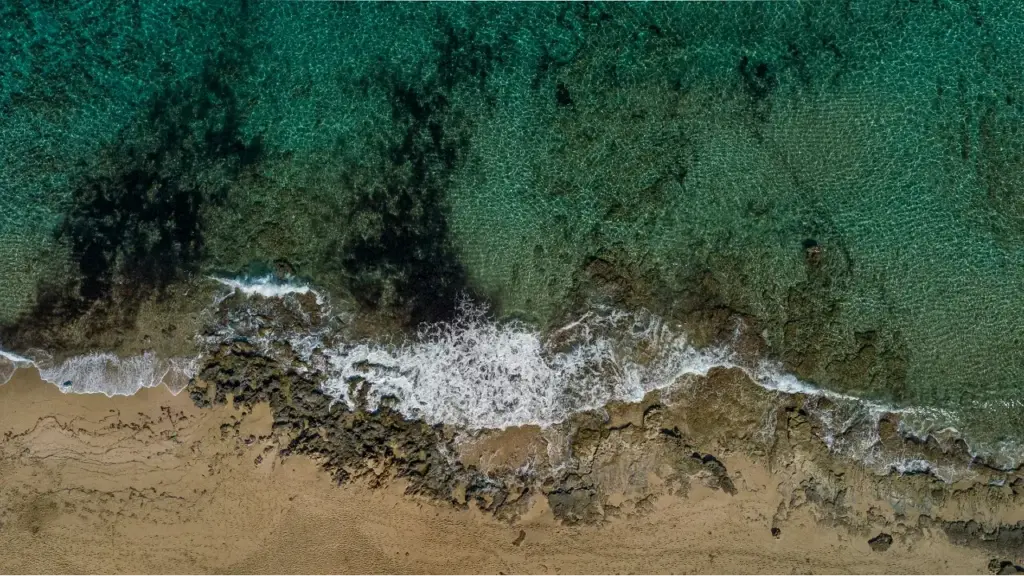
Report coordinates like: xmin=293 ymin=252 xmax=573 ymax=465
xmin=1 ymin=2 xmax=1022 ymax=456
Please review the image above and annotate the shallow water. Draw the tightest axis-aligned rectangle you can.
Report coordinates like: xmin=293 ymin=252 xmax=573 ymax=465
xmin=1 ymin=3 xmax=1022 ymax=454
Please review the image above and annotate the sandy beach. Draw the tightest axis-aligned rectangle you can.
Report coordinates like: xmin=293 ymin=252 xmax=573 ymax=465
xmin=1 ymin=368 xmax=1018 ymax=574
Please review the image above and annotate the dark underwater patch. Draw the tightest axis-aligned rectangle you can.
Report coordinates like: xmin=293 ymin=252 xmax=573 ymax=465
xmin=0 ymin=49 xmax=263 ymax=351
xmin=61 ymin=51 xmax=263 ymax=304
xmin=738 ymin=55 xmax=777 ymax=104
xmin=433 ymin=19 xmax=506 ymax=92
xmin=332 ymin=21 xmax=506 ymax=327
xmin=976 ymin=102 xmax=1024 ymax=243
xmin=337 ymin=84 xmax=470 ymax=327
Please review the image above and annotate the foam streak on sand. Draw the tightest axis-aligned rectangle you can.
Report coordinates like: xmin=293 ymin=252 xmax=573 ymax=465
xmin=0 ymin=276 xmax=317 ymax=396
xmin=0 ymin=276 xmax=320 ymax=395
xmin=0 ymin=348 xmax=33 ymax=384
xmin=0 ymin=349 xmax=197 ymax=396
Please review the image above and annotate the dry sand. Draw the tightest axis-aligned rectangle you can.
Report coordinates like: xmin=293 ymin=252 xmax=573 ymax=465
xmin=0 ymin=369 xmax=1002 ymax=574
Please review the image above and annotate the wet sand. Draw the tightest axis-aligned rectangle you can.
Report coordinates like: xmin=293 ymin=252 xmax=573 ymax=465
xmin=0 ymin=369 xmax=1006 ymax=574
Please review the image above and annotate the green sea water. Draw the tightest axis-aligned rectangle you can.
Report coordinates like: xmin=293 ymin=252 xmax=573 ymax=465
xmin=1 ymin=2 xmax=1023 ymax=449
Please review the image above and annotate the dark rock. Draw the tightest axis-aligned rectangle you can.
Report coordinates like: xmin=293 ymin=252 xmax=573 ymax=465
xmin=273 ymin=259 xmax=296 ymax=278
xmin=691 ymin=452 xmax=737 ymax=495
xmin=192 ymin=343 xmax=519 ymax=514
xmin=990 ymin=559 xmax=1024 ymax=574
xmin=868 ymin=532 xmax=893 ymax=552
xmin=943 ymin=520 xmax=1024 ymax=557
xmin=546 ymin=488 xmax=601 ymax=525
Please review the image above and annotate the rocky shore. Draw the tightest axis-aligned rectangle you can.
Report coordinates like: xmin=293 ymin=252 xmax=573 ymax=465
xmin=186 ymin=337 xmax=1024 ymax=571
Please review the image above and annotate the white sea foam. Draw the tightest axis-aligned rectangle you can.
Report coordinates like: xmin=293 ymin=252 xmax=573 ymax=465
xmin=321 ymin=303 xmax=733 ymax=429
xmin=1 ymin=348 xmax=35 ymax=385
xmin=314 ymin=298 xmax=956 ymax=437
xmin=38 ymin=352 xmax=191 ymax=396
xmin=890 ymin=458 xmax=932 ymax=475
xmin=306 ymin=300 xmax=997 ymax=478
xmin=0 ymin=348 xmax=196 ymax=396
xmin=211 ymin=275 xmax=324 ymax=305
xmin=0 ymin=274 xmax=315 ymax=397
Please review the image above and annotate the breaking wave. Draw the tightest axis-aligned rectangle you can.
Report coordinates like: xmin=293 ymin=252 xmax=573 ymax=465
xmin=0 ymin=275 xmax=315 ymax=396
xmin=211 ymin=274 xmax=325 ymax=305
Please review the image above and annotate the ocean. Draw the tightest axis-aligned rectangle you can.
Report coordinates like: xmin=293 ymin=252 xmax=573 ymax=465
xmin=1 ymin=2 xmax=1022 ymax=468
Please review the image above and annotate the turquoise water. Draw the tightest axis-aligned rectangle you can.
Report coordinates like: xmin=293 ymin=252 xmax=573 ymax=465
xmin=1 ymin=2 xmax=1023 ymax=448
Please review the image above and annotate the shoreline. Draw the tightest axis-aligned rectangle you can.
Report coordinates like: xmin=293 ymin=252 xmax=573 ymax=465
xmin=3 ymin=274 xmax=1021 ymax=473
xmin=3 ymin=3 xmax=1024 ymax=572
xmin=5 ymin=308 xmax=1022 ymax=477
xmin=0 ymin=352 xmax=197 ymax=397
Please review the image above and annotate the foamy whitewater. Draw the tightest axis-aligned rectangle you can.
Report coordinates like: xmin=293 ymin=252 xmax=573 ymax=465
xmin=0 ymin=276 xmax=319 ymax=396
xmin=1 ymin=275 xmax=1015 ymax=476
xmin=322 ymin=304 xmax=735 ymax=429
xmin=0 ymin=348 xmax=196 ymax=397
xmin=211 ymin=274 xmax=325 ymax=305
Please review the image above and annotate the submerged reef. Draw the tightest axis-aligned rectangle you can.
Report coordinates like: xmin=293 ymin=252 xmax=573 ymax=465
xmin=328 ymin=25 xmax=502 ymax=327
